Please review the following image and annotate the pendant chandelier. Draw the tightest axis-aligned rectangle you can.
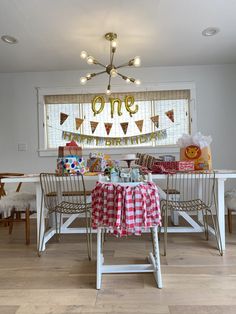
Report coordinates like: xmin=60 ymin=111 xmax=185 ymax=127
xmin=80 ymin=32 xmax=141 ymax=95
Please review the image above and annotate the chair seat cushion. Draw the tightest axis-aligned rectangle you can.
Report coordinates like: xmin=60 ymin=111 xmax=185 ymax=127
xmin=0 ymin=192 xmax=36 ymax=218
xmin=225 ymin=190 xmax=236 ymax=210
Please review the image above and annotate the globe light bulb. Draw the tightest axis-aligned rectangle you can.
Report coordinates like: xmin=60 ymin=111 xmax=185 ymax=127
xmin=111 ymin=40 xmax=117 ymax=48
xmin=133 ymin=56 xmax=141 ymax=67
xmin=106 ymin=86 xmax=111 ymax=95
xmin=126 ymin=78 xmax=131 ymax=84
xmin=134 ymin=79 xmax=141 ymax=85
xmin=110 ymin=68 xmax=117 ymax=77
xmin=86 ymin=73 xmax=92 ymax=79
xmin=80 ymin=51 xmax=88 ymax=59
xmin=87 ymin=56 xmax=94 ymax=65
xmin=80 ymin=77 xmax=87 ymax=85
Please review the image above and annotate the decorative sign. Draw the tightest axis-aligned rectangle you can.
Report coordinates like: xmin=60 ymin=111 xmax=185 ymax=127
xmin=60 ymin=112 xmax=69 ymax=125
xmin=75 ymin=118 xmax=84 ymax=130
xmin=62 ymin=129 xmax=167 ymax=147
xmin=91 ymin=95 xmax=139 ymax=118
xmin=165 ymin=109 xmax=174 ymax=122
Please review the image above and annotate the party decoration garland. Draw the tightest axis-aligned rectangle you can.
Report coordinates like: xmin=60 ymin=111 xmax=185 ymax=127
xmin=62 ymin=129 xmax=167 ymax=147
xmin=135 ymin=120 xmax=144 ymax=133
xmin=120 ymin=122 xmax=129 ymax=135
xmin=60 ymin=112 xmax=69 ymax=125
xmin=90 ymin=121 xmax=99 ymax=134
xmin=151 ymin=115 xmax=159 ymax=128
xmin=75 ymin=118 xmax=84 ymax=130
xmin=165 ymin=109 xmax=174 ymax=122
xmin=104 ymin=123 xmax=113 ymax=135
xmin=91 ymin=95 xmax=139 ymax=118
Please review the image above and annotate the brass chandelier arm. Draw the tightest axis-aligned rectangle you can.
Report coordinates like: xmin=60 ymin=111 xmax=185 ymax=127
xmin=92 ymin=70 xmax=107 ymax=77
xmin=116 ymin=62 xmax=130 ymax=69
xmin=93 ymin=60 xmax=106 ymax=68
xmin=117 ymin=72 xmax=136 ymax=83
xmin=106 ymin=74 xmax=112 ymax=94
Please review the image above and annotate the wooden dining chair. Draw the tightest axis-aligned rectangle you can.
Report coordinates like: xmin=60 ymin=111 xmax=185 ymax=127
xmin=0 ymin=173 xmax=36 ymax=245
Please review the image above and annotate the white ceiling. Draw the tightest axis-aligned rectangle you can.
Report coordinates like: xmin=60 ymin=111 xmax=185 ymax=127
xmin=0 ymin=0 xmax=236 ymax=72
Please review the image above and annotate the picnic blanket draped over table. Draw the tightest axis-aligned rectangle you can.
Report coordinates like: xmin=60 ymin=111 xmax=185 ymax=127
xmin=91 ymin=181 xmax=161 ymax=236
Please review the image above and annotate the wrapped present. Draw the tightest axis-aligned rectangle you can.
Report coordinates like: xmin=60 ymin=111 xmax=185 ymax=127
xmin=152 ymin=161 xmax=194 ymax=173
xmin=180 ymin=146 xmax=212 ymax=171
xmin=57 ymin=157 xmax=89 ymax=175
xmin=177 ymin=133 xmax=212 ymax=170
xmin=87 ymin=157 xmax=107 ymax=172
xmin=58 ymin=141 xmax=82 ymax=157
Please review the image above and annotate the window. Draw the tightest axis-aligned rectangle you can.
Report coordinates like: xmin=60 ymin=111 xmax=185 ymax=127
xmin=43 ymin=89 xmax=191 ymax=149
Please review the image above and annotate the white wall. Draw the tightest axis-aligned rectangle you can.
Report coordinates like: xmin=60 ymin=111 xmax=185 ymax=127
xmin=0 ymin=64 xmax=236 ymax=179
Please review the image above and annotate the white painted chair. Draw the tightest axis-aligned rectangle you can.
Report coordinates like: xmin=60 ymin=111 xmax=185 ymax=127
xmin=0 ymin=173 xmax=36 ymax=244
xmin=225 ymin=190 xmax=236 ymax=233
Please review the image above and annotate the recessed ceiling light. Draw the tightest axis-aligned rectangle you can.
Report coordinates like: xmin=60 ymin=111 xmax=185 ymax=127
xmin=202 ymin=27 xmax=220 ymax=37
xmin=1 ymin=35 xmax=18 ymax=44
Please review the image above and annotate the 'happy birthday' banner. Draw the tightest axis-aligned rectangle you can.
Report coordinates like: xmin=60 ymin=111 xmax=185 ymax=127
xmin=62 ymin=129 xmax=167 ymax=146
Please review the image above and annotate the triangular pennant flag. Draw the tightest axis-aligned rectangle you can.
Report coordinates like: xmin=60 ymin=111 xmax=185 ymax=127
xmin=165 ymin=109 xmax=174 ymax=122
xmin=104 ymin=123 xmax=113 ymax=135
xmin=151 ymin=115 xmax=159 ymax=128
xmin=90 ymin=121 xmax=99 ymax=134
xmin=120 ymin=122 xmax=129 ymax=135
xmin=135 ymin=120 xmax=144 ymax=133
xmin=60 ymin=112 xmax=68 ymax=125
xmin=75 ymin=118 xmax=84 ymax=130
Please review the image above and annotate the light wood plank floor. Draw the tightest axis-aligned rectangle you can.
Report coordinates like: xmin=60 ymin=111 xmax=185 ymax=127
xmin=1 ymin=218 xmax=236 ymax=314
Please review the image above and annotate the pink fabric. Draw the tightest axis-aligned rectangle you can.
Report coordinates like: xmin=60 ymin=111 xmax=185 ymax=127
xmin=92 ymin=181 xmax=161 ymax=237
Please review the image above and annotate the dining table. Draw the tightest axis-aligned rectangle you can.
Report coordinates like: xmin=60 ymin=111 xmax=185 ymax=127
xmin=1 ymin=170 xmax=236 ymax=252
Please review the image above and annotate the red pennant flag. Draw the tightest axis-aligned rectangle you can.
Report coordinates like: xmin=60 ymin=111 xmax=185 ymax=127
xmin=151 ymin=115 xmax=159 ymax=128
xmin=104 ymin=123 xmax=113 ymax=135
xmin=90 ymin=121 xmax=99 ymax=134
xmin=135 ymin=120 xmax=143 ymax=133
xmin=75 ymin=118 xmax=84 ymax=130
xmin=60 ymin=112 xmax=68 ymax=125
xmin=165 ymin=110 xmax=174 ymax=122
xmin=120 ymin=122 xmax=129 ymax=135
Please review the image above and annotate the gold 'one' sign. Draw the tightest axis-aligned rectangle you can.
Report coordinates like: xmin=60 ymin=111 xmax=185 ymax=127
xmin=91 ymin=95 xmax=138 ymax=118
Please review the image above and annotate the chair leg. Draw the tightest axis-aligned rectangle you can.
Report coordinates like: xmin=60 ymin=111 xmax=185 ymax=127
xmin=228 ymin=209 xmax=233 ymax=233
xmin=8 ymin=209 xmax=15 ymax=234
xmin=85 ymin=211 xmax=92 ymax=261
xmin=25 ymin=208 xmax=30 ymax=245
xmin=209 ymin=209 xmax=223 ymax=256
xmin=163 ymin=207 xmax=168 ymax=256
xmin=203 ymin=209 xmax=209 ymax=241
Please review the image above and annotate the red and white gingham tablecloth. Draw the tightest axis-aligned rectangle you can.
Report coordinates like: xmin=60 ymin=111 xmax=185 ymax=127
xmin=92 ymin=181 xmax=161 ymax=237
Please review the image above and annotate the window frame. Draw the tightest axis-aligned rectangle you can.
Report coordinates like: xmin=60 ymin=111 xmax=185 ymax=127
xmin=37 ymin=82 xmax=197 ymax=157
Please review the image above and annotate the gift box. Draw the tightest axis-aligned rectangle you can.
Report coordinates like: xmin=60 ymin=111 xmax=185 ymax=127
xmin=58 ymin=141 xmax=82 ymax=157
xmin=57 ymin=157 xmax=89 ymax=175
xmin=180 ymin=146 xmax=212 ymax=171
xmin=177 ymin=132 xmax=212 ymax=171
xmin=152 ymin=161 xmax=195 ymax=173
xmin=87 ymin=157 xmax=107 ymax=172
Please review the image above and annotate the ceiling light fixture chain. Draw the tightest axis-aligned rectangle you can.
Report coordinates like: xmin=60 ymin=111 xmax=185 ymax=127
xmin=80 ymin=32 xmax=141 ymax=95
